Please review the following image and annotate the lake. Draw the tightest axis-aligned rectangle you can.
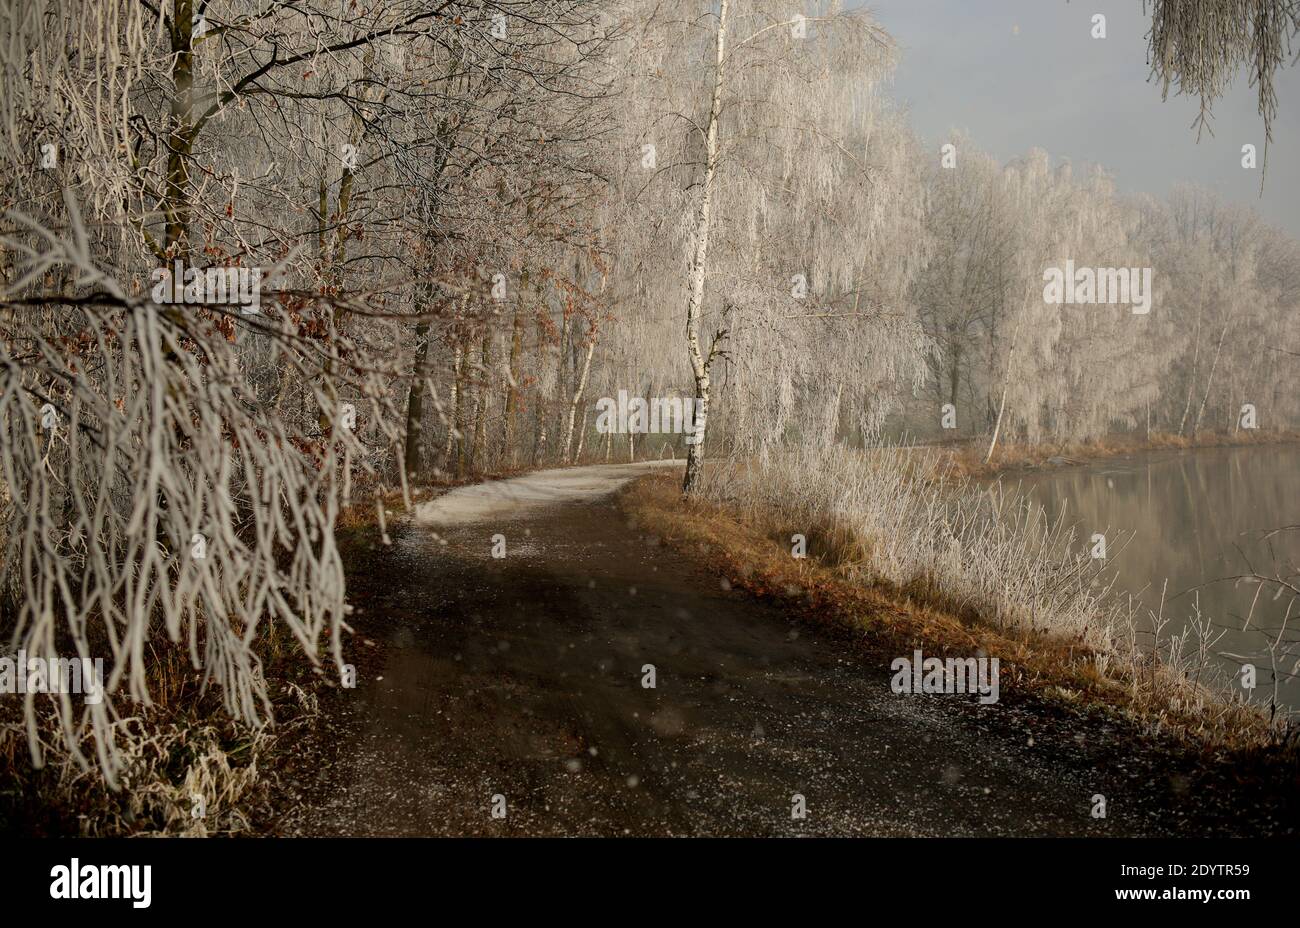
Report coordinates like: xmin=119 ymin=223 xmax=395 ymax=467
xmin=993 ymin=443 xmax=1300 ymax=709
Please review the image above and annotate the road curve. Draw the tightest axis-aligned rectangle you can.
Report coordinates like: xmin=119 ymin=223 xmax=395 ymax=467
xmin=278 ymin=463 xmax=1282 ymax=836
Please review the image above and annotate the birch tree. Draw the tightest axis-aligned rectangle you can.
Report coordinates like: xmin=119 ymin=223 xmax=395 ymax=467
xmin=609 ymin=1 xmax=928 ymax=491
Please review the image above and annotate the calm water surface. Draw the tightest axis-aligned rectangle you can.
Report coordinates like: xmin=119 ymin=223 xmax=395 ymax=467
xmin=993 ymin=444 xmax=1300 ymax=707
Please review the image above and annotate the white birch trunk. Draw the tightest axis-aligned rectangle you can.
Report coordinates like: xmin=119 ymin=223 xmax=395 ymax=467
xmin=562 ymin=336 xmax=596 ymax=463
xmin=1192 ymin=303 xmax=1237 ymax=438
xmin=984 ymin=311 xmax=1025 ymax=464
xmin=682 ymin=0 xmax=730 ymax=495
xmin=444 ymin=344 xmax=463 ymax=471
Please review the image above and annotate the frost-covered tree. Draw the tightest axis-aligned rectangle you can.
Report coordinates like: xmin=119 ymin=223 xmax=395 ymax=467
xmin=605 ymin=0 xmax=932 ymax=488
xmin=1147 ymin=0 xmax=1300 ymax=174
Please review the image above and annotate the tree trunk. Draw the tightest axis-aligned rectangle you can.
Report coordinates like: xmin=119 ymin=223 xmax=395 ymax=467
xmin=503 ymin=272 xmax=527 ymax=465
xmin=1191 ymin=304 xmax=1235 ymax=438
xmin=949 ymin=343 xmax=961 ymax=409
xmin=1178 ymin=282 xmax=1204 ymax=436
xmin=682 ymin=0 xmax=730 ymax=496
xmin=985 ymin=310 xmax=1025 ymax=463
xmin=531 ymin=315 xmax=549 ymax=466
xmin=533 ymin=414 xmax=547 ymax=466
xmin=455 ymin=342 xmax=471 ymax=478
xmin=575 ymin=416 xmax=589 ymax=463
xmin=317 ymin=173 xmax=329 ymax=264
xmin=164 ymin=0 xmax=195 ymax=255
xmin=444 ymin=343 xmax=464 ymax=473
xmin=404 ymin=320 xmax=432 ymax=479
xmin=471 ymin=328 xmax=493 ymax=471
xmin=562 ymin=335 xmax=596 ymax=463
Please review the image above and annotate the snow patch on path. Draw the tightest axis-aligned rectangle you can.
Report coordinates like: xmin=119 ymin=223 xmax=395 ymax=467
xmin=412 ymin=460 xmax=681 ymax=526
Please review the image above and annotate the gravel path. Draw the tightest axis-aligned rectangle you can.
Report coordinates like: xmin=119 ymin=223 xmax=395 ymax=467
xmin=277 ymin=463 xmax=1291 ymax=837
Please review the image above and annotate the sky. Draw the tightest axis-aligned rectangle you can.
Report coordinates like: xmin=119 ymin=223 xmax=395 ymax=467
xmin=864 ymin=0 xmax=1300 ymax=237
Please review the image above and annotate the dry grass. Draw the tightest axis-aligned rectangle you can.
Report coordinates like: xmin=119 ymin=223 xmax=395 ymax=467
xmin=0 ymin=616 xmax=328 ymax=836
xmin=621 ymin=455 xmax=1295 ymax=756
xmin=0 ymin=695 xmax=312 ymax=837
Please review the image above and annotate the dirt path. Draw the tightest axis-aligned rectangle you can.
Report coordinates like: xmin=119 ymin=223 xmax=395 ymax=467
xmin=277 ymin=463 xmax=1288 ymax=836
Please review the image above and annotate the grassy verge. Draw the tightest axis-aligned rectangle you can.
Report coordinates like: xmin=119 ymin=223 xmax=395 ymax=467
xmin=619 ymin=469 xmax=1296 ymax=759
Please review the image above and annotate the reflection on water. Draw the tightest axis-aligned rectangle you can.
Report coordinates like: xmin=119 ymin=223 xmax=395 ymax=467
xmin=992 ymin=444 xmax=1300 ymax=708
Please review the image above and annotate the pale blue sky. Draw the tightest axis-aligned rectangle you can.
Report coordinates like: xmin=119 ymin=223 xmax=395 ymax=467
xmin=865 ymin=0 xmax=1300 ymax=236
